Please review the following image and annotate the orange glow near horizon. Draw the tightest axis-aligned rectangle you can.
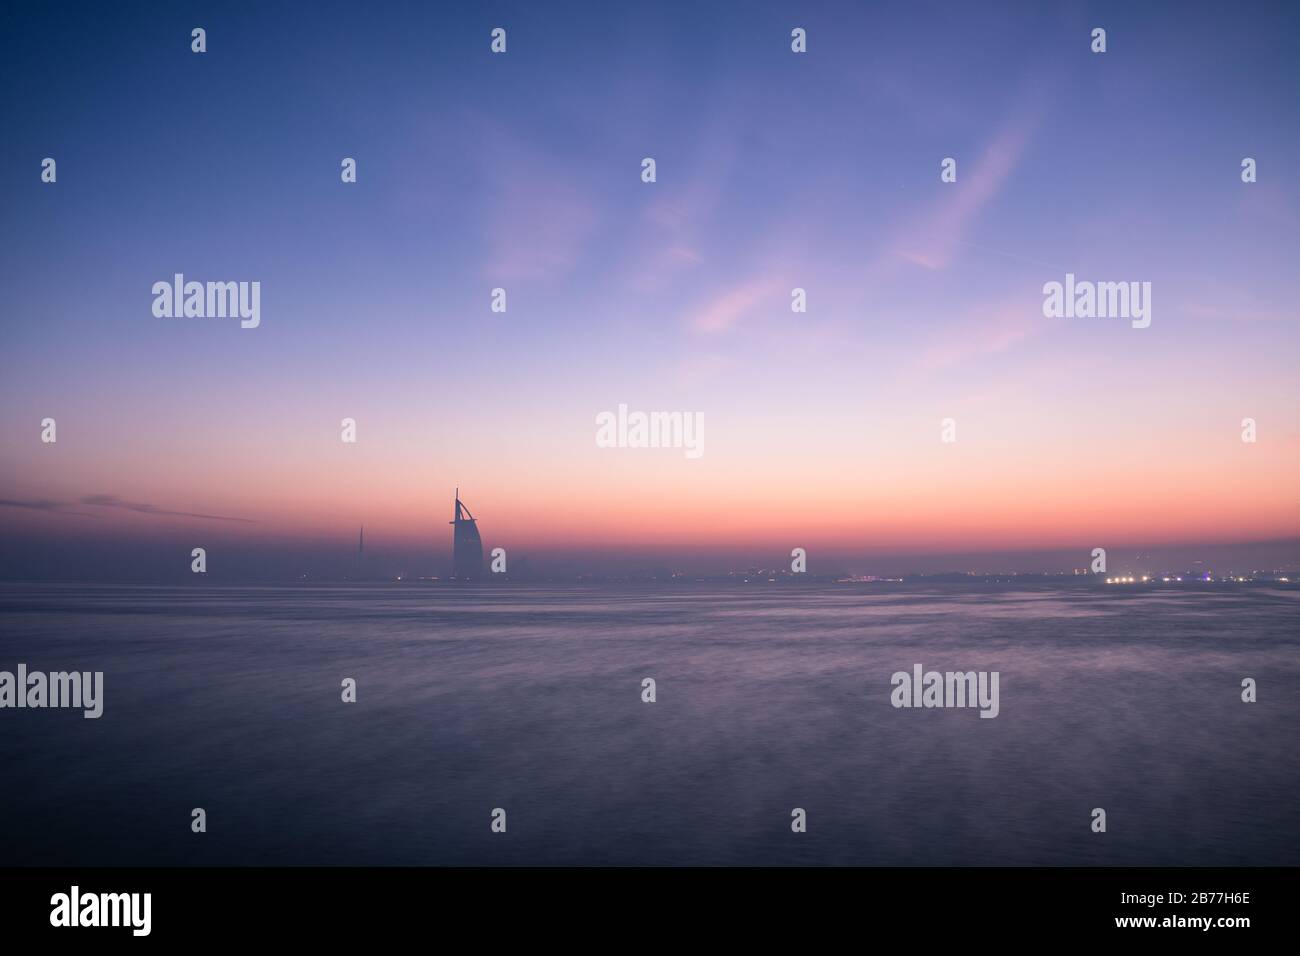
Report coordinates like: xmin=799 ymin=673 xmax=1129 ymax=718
xmin=7 ymin=410 xmax=1297 ymax=559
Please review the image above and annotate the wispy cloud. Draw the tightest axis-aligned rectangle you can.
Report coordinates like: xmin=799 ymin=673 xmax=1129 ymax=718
xmin=890 ymin=111 xmax=1039 ymax=272
xmin=477 ymin=124 xmax=599 ymax=283
xmin=687 ymin=277 xmax=782 ymax=334
xmin=0 ymin=494 xmax=255 ymax=524
xmin=80 ymin=495 xmax=254 ymax=523
xmin=914 ymin=295 xmax=1044 ymax=372
xmin=0 ymin=497 xmax=98 ymax=517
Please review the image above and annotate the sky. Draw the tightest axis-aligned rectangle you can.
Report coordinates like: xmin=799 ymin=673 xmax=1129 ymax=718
xmin=1 ymin=0 xmax=1298 ymax=579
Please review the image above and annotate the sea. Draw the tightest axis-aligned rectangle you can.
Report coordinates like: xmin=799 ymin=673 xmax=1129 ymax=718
xmin=1 ymin=581 xmax=1297 ymax=866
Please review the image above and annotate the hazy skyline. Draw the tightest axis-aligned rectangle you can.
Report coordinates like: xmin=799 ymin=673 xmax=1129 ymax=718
xmin=2 ymin=1 xmax=1298 ymax=580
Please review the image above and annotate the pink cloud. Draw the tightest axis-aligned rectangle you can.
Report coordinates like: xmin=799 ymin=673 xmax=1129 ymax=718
xmin=688 ymin=278 xmax=781 ymax=334
xmin=915 ymin=295 xmax=1044 ymax=372
xmin=478 ymin=127 xmax=599 ymax=282
xmin=890 ymin=113 xmax=1038 ymax=272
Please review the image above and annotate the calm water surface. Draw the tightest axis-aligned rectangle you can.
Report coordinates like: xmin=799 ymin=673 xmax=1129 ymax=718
xmin=1 ymin=582 xmax=1296 ymax=865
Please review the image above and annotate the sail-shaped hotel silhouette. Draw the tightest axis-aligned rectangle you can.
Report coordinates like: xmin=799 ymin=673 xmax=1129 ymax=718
xmin=450 ymin=489 xmax=484 ymax=579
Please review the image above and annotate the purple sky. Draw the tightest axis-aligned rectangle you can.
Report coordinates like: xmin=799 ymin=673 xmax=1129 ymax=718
xmin=1 ymin=1 xmax=1297 ymax=579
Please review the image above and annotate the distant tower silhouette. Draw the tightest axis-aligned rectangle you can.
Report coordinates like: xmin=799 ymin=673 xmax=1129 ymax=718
xmin=450 ymin=489 xmax=483 ymax=579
